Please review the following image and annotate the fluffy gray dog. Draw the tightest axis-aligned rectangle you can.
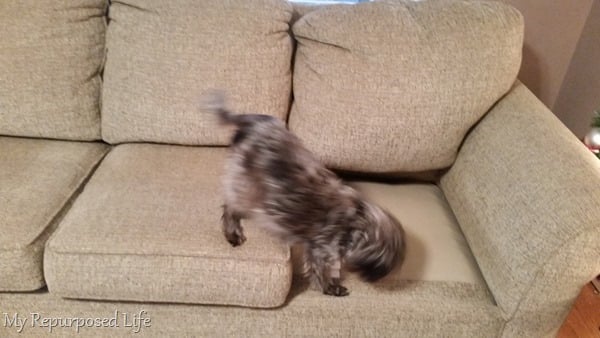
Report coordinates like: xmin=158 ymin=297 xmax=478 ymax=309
xmin=205 ymin=93 xmax=405 ymax=296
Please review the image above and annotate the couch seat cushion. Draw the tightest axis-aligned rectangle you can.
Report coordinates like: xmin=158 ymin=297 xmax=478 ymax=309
xmin=290 ymin=0 xmax=523 ymax=173
xmin=287 ymin=182 xmax=486 ymax=285
xmin=347 ymin=182 xmax=485 ymax=284
xmin=101 ymin=0 xmax=294 ymax=145
xmin=0 ymin=0 xmax=107 ymax=140
xmin=4 ymin=181 xmax=499 ymax=335
xmin=44 ymin=144 xmax=292 ymax=308
xmin=0 ymin=137 xmax=108 ymax=291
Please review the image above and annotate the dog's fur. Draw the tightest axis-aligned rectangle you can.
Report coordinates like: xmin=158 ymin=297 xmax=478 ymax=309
xmin=204 ymin=93 xmax=406 ymax=296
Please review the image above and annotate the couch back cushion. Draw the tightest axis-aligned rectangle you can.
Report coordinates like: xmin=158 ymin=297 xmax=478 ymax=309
xmin=290 ymin=0 xmax=523 ymax=174
xmin=0 ymin=0 xmax=107 ymax=140
xmin=101 ymin=0 xmax=293 ymax=145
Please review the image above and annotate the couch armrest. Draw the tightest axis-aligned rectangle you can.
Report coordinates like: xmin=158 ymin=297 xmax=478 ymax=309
xmin=440 ymin=81 xmax=600 ymax=337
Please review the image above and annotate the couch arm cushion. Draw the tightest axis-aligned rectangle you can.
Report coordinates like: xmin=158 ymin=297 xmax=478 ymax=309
xmin=440 ymin=82 xmax=600 ymax=336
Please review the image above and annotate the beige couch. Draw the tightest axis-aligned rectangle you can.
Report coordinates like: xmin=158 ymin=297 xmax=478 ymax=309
xmin=1 ymin=0 xmax=599 ymax=337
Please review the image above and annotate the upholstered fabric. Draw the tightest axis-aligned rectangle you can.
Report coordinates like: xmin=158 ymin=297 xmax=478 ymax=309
xmin=440 ymin=82 xmax=600 ymax=337
xmin=0 ymin=1 xmax=106 ymax=140
xmin=101 ymin=0 xmax=293 ymax=145
xmin=44 ymin=144 xmax=292 ymax=308
xmin=0 ymin=280 xmax=500 ymax=336
xmin=44 ymin=143 xmax=490 ymax=314
xmin=0 ymin=137 xmax=108 ymax=291
xmin=290 ymin=0 xmax=523 ymax=173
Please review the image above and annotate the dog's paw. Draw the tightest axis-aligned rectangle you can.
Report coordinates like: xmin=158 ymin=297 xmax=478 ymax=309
xmin=225 ymin=232 xmax=246 ymax=247
xmin=324 ymin=284 xmax=349 ymax=297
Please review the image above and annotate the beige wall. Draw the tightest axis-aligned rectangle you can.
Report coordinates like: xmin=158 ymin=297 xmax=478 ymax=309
xmin=501 ymin=0 xmax=599 ymax=138
xmin=554 ymin=0 xmax=600 ymax=137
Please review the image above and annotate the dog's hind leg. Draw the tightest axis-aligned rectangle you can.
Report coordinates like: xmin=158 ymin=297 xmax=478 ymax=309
xmin=221 ymin=204 xmax=246 ymax=246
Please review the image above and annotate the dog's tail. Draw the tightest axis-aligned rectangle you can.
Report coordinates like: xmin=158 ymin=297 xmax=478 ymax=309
xmin=345 ymin=203 xmax=406 ymax=282
xmin=202 ymin=90 xmax=276 ymax=130
xmin=202 ymin=90 xmax=239 ymax=126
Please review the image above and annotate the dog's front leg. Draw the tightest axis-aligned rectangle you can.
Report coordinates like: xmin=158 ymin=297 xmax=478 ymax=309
xmin=305 ymin=245 xmax=349 ymax=297
xmin=221 ymin=205 xmax=246 ymax=246
xmin=323 ymin=261 xmax=349 ymax=297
